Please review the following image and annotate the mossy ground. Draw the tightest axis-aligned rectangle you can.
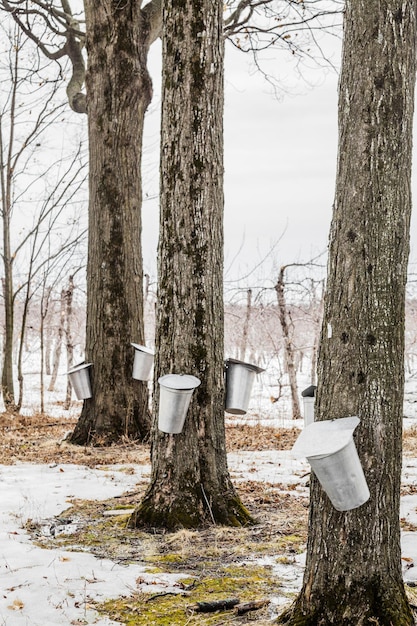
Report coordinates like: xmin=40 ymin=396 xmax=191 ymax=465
xmin=26 ymin=482 xmax=308 ymax=624
xmin=11 ymin=420 xmax=417 ymax=624
xmin=96 ymin=565 xmax=278 ymax=625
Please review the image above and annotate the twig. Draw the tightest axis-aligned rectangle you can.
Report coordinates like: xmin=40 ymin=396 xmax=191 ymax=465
xmin=235 ymin=599 xmax=270 ymax=615
xmin=200 ymin=483 xmax=216 ymax=525
xmin=146 ymin=591 xmax=181 ymax=602
xmin=188 ymin=598 xmax=240 ymax=613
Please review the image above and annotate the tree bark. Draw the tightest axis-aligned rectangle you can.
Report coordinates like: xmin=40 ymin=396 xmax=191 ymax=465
xmin=129 ymin=0 xmax=253 ymax=529
xmin=48 ymin=288 xmax=65 ymax=392
xmin=69 ymin=0 xmax=154 ymax=444
xmin=275 ymin=266 xmax=301 ymax=420
xmin=0 ymin=62 xmax=16 ymax=411
xmin=64 ymin=276 xmax=74 ymax=410
xmin=279 ymin=1 xmax=416 ymax=624
xmin=40 ymin=285 xmax=52 ymax=413
xmin=240 ymin=288 xmax=252 ymax=361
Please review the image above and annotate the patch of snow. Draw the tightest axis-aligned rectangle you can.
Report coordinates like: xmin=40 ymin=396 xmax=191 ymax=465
xmin=0 ymin=464 xmax=185 ymax=625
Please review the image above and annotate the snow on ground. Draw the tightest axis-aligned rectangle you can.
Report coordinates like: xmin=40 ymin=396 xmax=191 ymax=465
xmin=0 ymin=367 xmax=416 ymax=623
xmin=0 ymin=449 xmax=416 ymax=625
xmin=0 ymin=464 xmax=187 ymax=626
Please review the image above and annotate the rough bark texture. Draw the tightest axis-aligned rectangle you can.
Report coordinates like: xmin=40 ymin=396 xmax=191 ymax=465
xmin=69 ymin=0 xmax=153 ymax=445
xmin=130 ymin=0 xmax=253 ymax=529
xmin=278 ymin=1 xmax=416 ymax=624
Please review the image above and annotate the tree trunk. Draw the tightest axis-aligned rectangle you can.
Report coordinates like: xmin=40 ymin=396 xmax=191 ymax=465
xmin=275 ymin=267 xmax=301 ymax=420
xmin=69 ymin=0 xmax=153 ymax=444
xmin=310 ymin=282 xmax=324 ymax=386
xmin=0 ymin=126 xmax=16 ymax=410
xmin=64 ymin=277 xmax=74 ymax=410
xmin=48 ymin=288 xmax=65 ymax=392
xmin=279 ymin=1 xmax=416 ymax=624
xmin=39 ymin=285 xmax=52 ymax=414
xmin=129 ymin=0 xmax=253 ymax=530
xmin=240 ymin=288 xmax=252 ymax=361
xmin=45 ymin=332 xmax=52 ymax=376
xmin=1 ymin=272 xmax=15 ymax=411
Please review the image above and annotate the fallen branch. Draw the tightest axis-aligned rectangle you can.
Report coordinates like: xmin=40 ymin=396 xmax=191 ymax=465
xmin=146 ymin=592 xmax=187 ymax=602
xmin=236 ymin=599 xmax=270 ymax=615
xmin=188 ymin=598 xmax=240 ymax=613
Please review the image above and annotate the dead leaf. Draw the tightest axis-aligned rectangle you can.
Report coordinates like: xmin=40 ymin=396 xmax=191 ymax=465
xmin=8 ymin=598 xmax=24 ymax=611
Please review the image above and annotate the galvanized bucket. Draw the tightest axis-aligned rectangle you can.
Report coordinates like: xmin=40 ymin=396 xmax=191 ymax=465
xmin=158 ymin=374 xmax=201 ymax=434
xmin=301 ymin=385 xmax=317 ymax=426
xmin=302 ymin=397 xmax=315 ymax=426
xmin=224 ymin=358 xmax=265 ymax=415
xmin=292 ymin=416 xmax=370 ymax=511
xmin=66 ymin=362 xmax=93 ymax=400
xmin=131 ymin=343 xmax=154 ymax=381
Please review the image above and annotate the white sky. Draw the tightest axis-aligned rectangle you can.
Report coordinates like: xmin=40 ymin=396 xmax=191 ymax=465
xmin=141 ymin=33 xmax=417 ymax=285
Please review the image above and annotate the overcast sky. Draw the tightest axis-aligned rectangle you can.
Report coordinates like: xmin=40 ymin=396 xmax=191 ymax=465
xmin=141 ymin=34 xmax=417 ymax=286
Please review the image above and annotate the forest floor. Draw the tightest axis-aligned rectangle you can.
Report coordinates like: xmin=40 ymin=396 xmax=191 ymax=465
xmin=1 ymin=412 xmax=417 ymax=625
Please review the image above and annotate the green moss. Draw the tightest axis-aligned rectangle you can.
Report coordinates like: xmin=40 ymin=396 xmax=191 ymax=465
xmin=145 ymin=554 xmax=184 ymax=565
xmin=129 ymin=500 xmax=203 ymax=530
xmin=129 ymin=490 xmax=255 ymax=531
xmin=23 ymin=488 xmax=311 ymax=624
xmin=95 ymin=564 xmax=277 ymax=625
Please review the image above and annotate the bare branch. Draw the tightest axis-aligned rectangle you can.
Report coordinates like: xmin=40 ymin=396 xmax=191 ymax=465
xmin=142 ymin=0 xmax=162 ymax=46
xmin=1 ymin=0 xmax=86 ymax=112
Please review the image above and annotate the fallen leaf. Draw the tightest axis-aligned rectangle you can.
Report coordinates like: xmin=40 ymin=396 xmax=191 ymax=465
xmin=8 ymin=599 xmax=24 ymax=611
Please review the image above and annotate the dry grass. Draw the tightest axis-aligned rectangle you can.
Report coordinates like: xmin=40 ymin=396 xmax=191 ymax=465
xmin=0 ymin=412 xmax=298 ymax=466
xmin=225 ymin=423 xmax=299 ymax=452
xmin=2 ymin=411 xmax=415 ymax=465
xmin=0 ymin=411 xmax=150 ymax=466
xmin=404 ymin=425 xmax=417 ymax=456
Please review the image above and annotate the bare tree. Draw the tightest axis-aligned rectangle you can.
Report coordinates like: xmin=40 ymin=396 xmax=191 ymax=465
xmin=48 ymin=288 xmax=66 ymax=393
xmin=0 ymin=0 xmax=343 ymax=441
xmin=275 ymin=265 xmax=302 ymax=419
xmin=39 ymin=284 xmax=52 ymax=413
xmin=0 ymin=1 xmax=161 ymax=441
xmin=279 ymin=0 xmax=416 ymax=622
xmin=129 ymin=0 xmax=253 ymax=529
xmin=239 ymin=288 xmax=252 ymax=361
xmin=63 ymin=275 xmax=74 ymax=409
xmin=0 ymin=23 xmax=87 ymax=411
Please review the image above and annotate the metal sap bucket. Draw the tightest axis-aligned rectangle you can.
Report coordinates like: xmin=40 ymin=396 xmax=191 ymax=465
xmin=131 ymin=343 xmax=154 ymax=381
xmin=66 ymin=362 xmax=93 ymax=400
xmin=157 ymin=374 xmax=201 ymax=434
xmin=302 ymin=385 xmax=317 ymax=426
xmin=224 ymin=358 xmax=265 ymax=415
xmin=292 ymin=416 xmax=370 ymax=511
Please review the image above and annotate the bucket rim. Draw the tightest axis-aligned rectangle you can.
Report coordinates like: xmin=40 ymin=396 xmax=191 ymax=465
xmin=224 ymin=358 xmax=265 ymax=374
xmin=66 ymin=362 xmax=92 ymax=375
xmin=158 ymin=374 xmax=201 ymax=390
xmin=131 ymin=343 xmax=154 ymax=355
xmin=292 ymin=416 xmax=360 ymax=458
